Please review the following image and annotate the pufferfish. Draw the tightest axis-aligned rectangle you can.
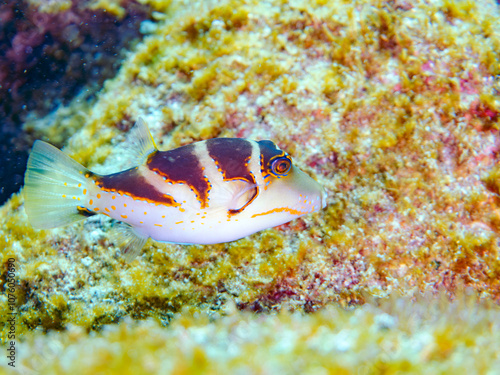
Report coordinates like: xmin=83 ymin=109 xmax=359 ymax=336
xmin=24 ymin=118 xmax=326 ymax=261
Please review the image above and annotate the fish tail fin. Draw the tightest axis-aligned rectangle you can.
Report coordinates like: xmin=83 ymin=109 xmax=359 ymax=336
xmin=24 ymin=140 xmax=93 ymax=229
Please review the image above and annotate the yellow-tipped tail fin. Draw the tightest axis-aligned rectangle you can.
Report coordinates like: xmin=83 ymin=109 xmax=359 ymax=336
xmin=24 ymin=140 xmax=92 ymax=229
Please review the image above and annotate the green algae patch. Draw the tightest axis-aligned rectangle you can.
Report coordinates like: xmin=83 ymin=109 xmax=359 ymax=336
xmin=2 ymin=0 xmax=500 ymax=371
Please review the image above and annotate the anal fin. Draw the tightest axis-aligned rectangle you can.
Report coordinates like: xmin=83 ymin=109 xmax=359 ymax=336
xmin=111 ymin=223 xmax=148 ymax=262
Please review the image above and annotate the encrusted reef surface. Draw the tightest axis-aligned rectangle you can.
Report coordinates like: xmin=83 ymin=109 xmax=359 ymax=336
xmin=2 ymin=0 xmax=500 ymax=372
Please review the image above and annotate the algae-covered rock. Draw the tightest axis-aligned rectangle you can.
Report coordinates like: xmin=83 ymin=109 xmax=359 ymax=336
xmin=10 ymin=294 xmax=500 ymax=374
xmin=1 ymin=0 xmax=500 ymax=372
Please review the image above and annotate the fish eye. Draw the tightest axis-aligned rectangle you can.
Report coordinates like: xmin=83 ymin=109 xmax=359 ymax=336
xmin=271 ymin=157 xmax=291 ymax=175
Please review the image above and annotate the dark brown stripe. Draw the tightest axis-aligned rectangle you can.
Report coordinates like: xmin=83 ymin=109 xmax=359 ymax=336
xmin=206 ymin=138 xmax=255 ymax=183
xmin=94 ymin=168 xmax=179 ymax=206
xmin=147 ymin=144 xmax=210 ymax=207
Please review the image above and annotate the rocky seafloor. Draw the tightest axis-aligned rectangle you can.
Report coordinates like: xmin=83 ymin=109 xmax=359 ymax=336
xmin=1 ymin=0 xmax=500 ymax=373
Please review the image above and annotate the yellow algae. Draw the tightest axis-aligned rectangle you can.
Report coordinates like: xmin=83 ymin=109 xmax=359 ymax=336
xmin=442 ymin=0 xmax=477 ymax=21
xmin=26 ymin=0 xmax=72 ymax=13
xmin=88 ymin=0 xmax=126 ymax=18
xmin=226 ymin=238 xmax=257 ymax=264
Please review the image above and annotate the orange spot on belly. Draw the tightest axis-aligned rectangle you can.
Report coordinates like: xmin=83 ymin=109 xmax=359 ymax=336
xmin=94 ymin=208 xmax=100 ymax=211
xmin=111 ymin=205 xmax=116 ymax=210
xmin=154 ymin=224 xmax=163 ymax=227
xmin=121 ymin=215 xmax=128 ymax=219
xmin=89 ymin=199 xmax=93 ymax=205
xmin=97 ymin=194 xmax=101 ymax=199
xmin=83 ymin=189 xmax=87 ymax=195
xmin=105 ymin=207 xmax=110 ymax=212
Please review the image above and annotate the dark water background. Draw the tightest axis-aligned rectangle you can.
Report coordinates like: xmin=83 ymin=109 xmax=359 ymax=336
xmin=0 ymin=0 xmax=152 ymax=204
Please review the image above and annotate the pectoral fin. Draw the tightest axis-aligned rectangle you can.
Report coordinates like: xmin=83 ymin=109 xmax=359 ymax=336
xmin=208 ymin=179 xmax=258 ymax=213
xmin=111 ymin=222 xmax=148 ymax=262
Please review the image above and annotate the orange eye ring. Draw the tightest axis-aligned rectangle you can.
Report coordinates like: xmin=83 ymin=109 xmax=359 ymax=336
xmin=271 ymin=157 xmax=291 ymax=175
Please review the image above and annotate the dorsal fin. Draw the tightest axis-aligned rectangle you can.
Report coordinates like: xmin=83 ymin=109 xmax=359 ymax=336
xmin=124 ymin=117 xmax=158 ymax=166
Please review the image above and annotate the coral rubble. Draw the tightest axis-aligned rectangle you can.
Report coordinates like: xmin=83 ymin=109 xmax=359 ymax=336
xmin=1 ymin=0 xmax=500 ymax=372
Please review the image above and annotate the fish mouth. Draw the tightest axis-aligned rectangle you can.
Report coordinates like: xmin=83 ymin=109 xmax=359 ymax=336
xmin=291 ymin=189 xmax=326 ymax=214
